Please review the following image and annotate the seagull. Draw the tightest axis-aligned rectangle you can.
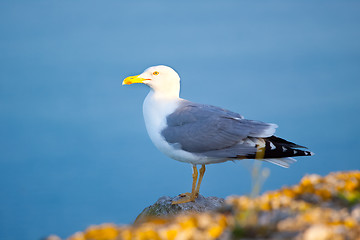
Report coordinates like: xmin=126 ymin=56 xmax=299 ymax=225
xmin=123 ymin=65 xmax=313 ymax=204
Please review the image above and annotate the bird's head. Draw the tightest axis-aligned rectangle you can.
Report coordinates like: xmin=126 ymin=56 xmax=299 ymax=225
xmin=123 ymin=65 xmax=180 ymax=98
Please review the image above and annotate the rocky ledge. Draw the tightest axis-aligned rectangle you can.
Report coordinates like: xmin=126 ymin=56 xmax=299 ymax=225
xmin=135 ymin=194 xmax=225 ymax=223
xmin=53 ymin=171 xmax=360 ymax=240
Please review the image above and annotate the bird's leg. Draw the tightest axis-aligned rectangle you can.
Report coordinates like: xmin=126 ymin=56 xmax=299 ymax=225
xmin=172 ymin=165 xmax=198 ymax=204
xmin=191 ymin=165 xmax=198 ymax=197
xmin=195 ymin=165 xmax=206 ymax=197
xmin=179 ymin=165 xmax=198 ymax=198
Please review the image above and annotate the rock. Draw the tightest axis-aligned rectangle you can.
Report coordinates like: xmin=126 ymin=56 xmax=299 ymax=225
xmin=135 ymin=194 xmax=224 ymax=223
xmin=257 ymin=209 xmax=292 ymax=227
xmin=60 ymin=170 xmax=360 ymax=240
xmin=302 ymin=224 xmax=333 ymax=240
xmin=351 ymin=203 xmax=360 ymax=223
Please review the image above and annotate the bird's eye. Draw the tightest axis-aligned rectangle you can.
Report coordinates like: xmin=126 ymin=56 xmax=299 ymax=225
xmin=153 ymin=71 xmax=159 ymax=75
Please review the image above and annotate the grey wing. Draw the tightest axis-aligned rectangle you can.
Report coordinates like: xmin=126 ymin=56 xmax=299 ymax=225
xmin=161 ymin=100 xmax=278 ymax=157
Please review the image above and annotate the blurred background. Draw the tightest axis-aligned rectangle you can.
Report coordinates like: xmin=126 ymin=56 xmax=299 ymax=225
xmin=1 ymin=1 xmax=359 ymax=239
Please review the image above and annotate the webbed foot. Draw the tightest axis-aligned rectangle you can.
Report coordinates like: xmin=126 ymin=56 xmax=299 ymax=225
xmin=171 ymin=192 xmax=196 ymax=204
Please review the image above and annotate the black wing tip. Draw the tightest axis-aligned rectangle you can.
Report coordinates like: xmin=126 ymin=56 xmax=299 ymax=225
xmin=304 ymin=151 xmax=315 ymax=156
xmin=268 ymin=135 xmax=308 ymax=149
xmin=259 ymin=139 xmax=314 ymax=159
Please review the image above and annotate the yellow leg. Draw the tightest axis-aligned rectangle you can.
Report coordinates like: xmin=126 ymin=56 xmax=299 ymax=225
xmin=191 ymin=165 xmax=198 ymax=195
xmin=172 ymin=165 xmax=199 ymax=204
xmin=195 ymin=165 xmax=206 ymax=196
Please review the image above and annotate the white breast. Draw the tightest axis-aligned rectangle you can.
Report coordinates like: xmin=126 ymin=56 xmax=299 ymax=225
xmin=142 ymin=91 xmax=206 ymax=164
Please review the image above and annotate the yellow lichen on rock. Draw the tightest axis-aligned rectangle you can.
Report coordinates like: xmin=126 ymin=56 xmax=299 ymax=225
xmin=83 ymin=224 xmax=119 ymax=240
xmin=63 ymin=171 xmax=360 ymax=240
xmin=67 ymin=212 xmax=228 ymax=240
xmin=227 ymin=171 xmax=360 ymax=239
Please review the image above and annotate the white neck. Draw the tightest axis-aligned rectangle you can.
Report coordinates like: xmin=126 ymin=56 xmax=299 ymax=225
xmin=150 ymin=85 xmax=180 ymax=99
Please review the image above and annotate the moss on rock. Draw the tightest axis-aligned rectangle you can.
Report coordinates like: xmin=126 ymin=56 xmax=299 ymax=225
xmin=49 ymin=170 xmax=360 ymax=240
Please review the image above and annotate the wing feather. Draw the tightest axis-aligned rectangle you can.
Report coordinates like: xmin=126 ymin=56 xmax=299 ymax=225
xmin=161 ymin=100 xmax=277 ymax=155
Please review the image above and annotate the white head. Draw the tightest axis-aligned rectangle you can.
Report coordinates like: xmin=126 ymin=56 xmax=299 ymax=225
xmin=123 ymin=65 xmax=180 ymax=98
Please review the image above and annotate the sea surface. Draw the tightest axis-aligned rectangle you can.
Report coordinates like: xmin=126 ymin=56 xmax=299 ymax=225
xmin=0 ymin=1 xmax=359 ymax=239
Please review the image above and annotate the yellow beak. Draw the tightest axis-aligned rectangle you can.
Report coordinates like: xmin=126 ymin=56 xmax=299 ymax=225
xmin=122 ymin=75 xmax=148 ymax=85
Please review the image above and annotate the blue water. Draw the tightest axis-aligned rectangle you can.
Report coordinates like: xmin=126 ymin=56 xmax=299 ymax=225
xmin=1 ymin=1 xmax=359 ymax=239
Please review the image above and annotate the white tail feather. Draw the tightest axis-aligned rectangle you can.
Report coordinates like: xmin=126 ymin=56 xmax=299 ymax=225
xmin=264 ymin=157 xmax=297 ymax=168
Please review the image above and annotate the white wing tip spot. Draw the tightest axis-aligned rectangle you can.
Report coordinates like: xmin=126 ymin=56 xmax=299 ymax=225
xmin=270 ymin=142 xmax=276 ymax=150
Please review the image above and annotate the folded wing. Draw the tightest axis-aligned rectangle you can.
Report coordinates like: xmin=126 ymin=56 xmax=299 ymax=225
xmin=161 ymin=100 xmax=277 ymax=156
